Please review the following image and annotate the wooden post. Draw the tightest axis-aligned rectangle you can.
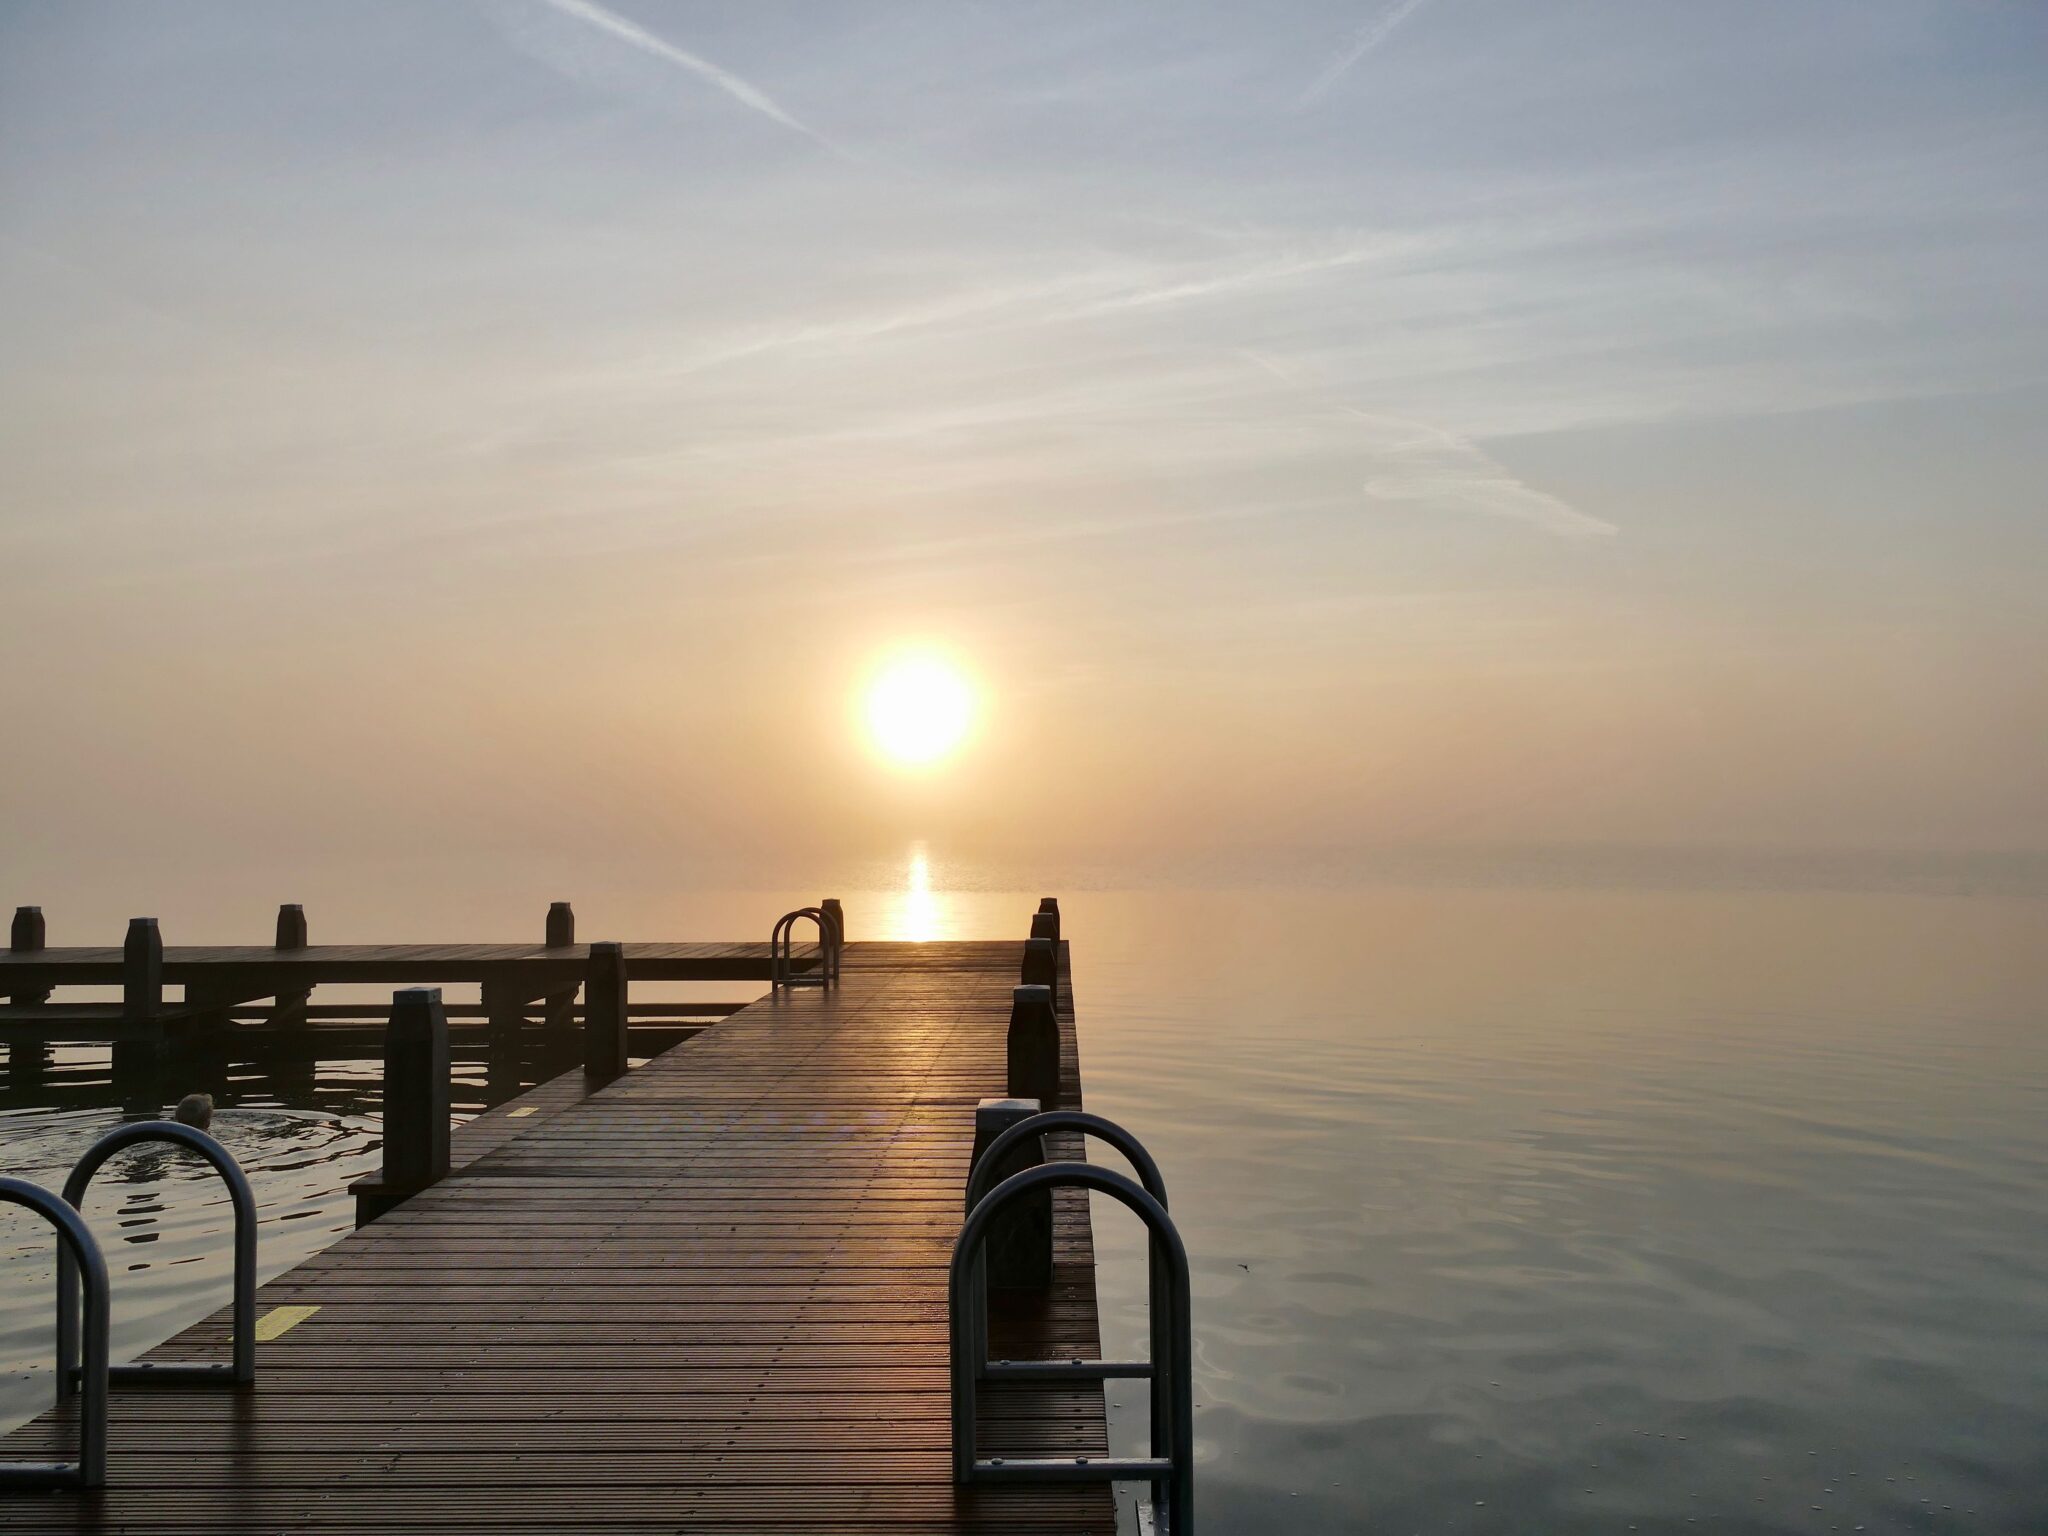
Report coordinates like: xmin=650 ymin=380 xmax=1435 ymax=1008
xmin=7 ymin=908 xmax=50 ymax=1084
xmin=538 ymin=903 xmax=578 ymax=1079
xmin=7 ymin=904 xmax=53 ymax=1083
xmin=1036 ymin=897 xmax=1060 ymax=943
xmin=8 ymin=906 xmax=50 ymax=1007
xmin=111 ymin=917 xmax=164 ymax=1087
xmin=970 ymin=1097 xmax=1051 ymax=1288
xmin=1028 ymin=910 xmax=1057 ymax=944
xmin=818 ymin=898 xmax=845 ymax=985
xmin=1020 ymin=936 xmax=1057 ymax=991
xmin=10 ymin=905 xmax=44 ymax=953
xmin=584 ymin=941 xmax=628 ymax=1085
xmin=272 ymin=904 xmax=312 ymax=1029
xmin=122 ymin=918 xmax=162 ymax=1019
xmin=482 ymin=974 xmax=530 ymax=1106
xmin=376 ymin=987 xmax=449 ymax=1200
xmin=1006 ymin=984 xmax=1060 ymax=1112
xmin=7 ymin=1040 xmax=49 ymax=1090
xmin=545 ymin=902 xmax=575 ymax=948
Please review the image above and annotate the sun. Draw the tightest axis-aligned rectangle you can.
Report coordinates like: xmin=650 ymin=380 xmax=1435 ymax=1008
xmin=865 ymin=653 xmax=976 ymax=766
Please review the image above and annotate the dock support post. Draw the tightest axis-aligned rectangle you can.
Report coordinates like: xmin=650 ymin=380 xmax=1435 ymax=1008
xmin=179 ymin=975 xmax=232 ymax=1094
xmin=9 ymin=905 xmax=48 ymax=985
xmin=538 ymin=902 xmax=578 ymax=1079
xmin=355 ymin=988 xmax=449 ymax=1225
xmin=1035 ymin=897 xmax=1060 ymax=943
xmin=483 ymin=975 xmax=530 ymax=1105
xmin=1006 ymin=984 xmax=1060 ymax=1112
xmin=970 ymin=1097 xmax=1051 ymax=1288
xmin=271 ymin=902 xmax=312 ymax=1021
xmin=7 ymin=1040 xmax=49 ymax=1090
xmin=111 ymin=917 xmax=164 ymax=1088
xmin=7 ymin=906 xmax=51 ymax=1085
xmin=1029 ymin=909 xmax=1058 ymax=944
xmin=820 ymin=898 xmax=845 ymax=983
xmin=584 ymin=941 xmax=628 ymax=1085
xmin=1021 ymin=936 xmax=1058 ymax=991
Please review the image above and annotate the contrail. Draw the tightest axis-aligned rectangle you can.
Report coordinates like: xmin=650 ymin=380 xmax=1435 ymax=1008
xmin=1240 ymin=350 xmax=1617 ymax=539
xmin=1299 ymin=0 xmax=1436 ymax=106
xmin=539 ymin=0 xmax=847 ymax=156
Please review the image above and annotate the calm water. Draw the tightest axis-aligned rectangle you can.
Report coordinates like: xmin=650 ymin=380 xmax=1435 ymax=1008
xmin=3 ymin=877 xmax=2045 ymax=1533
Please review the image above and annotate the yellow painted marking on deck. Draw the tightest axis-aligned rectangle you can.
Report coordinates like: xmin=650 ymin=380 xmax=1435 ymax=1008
xmin=254 ymin=1305 xmax=319 ymax=1341
xmin=507 ymin=1106 xmax=538 ymax=1118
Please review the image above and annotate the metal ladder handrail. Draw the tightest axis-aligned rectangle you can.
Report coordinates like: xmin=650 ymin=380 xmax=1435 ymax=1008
xmin=769 ymin=906 xmax=840 ymax=993
xmin=962 ymin=1110 xmax=1173 ymax=1462
xmin=57 ymin=1121 xmax=258 ymax=1391
xmin=949 ymin=1162 xmax=1194 ymax=1535
xmin=965 ymin=1110 xmax=1168 ymax=1212
xmin=0 ymin=1177 xmax=108 ymax=1490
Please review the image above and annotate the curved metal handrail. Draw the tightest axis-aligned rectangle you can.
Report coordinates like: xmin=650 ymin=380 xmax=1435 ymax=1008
xmin=963 ymin=1112 xmax=1174 ymax=1478
xmin=949 ymin=1162 xmax=1194 ymax=1535
xmin=57 ymin=1121 xmax=257 ymax=1391
xmin=965 ymin=1111 xmax=1167 ymax=1213
xmin=0 ymin=1177 xmax=108 ymax=1489
xmin=769 ymin=907 xmax=839 ymax=993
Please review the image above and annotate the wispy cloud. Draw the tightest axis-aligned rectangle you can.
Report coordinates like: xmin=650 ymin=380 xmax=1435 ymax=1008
xmin=1300 ymin=0 xmax=1437 ymax=106
xmin=531 ymin=0 xmax=850 ymax=157
xmin=1243 ymin=351 xmax=1617 ymax=539
xmin=639 ymin=238 xmax=1421 ymax=381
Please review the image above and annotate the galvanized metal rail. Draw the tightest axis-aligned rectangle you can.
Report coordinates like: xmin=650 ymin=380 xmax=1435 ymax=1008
xmin=58 ymin=1122 xmax=258 ymax=1392
xmin=0 ymin=1180 xmax=108 ymax=1491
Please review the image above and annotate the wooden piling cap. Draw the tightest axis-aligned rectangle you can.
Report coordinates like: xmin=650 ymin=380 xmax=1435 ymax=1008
xmin=546 ymin=902 xmax=576 ymax=947
xmin=9 ymin=906 xmax=44 ymax=951
xmin=389 ymin=986 xmax=447 ymax=1037
xmin=1009 ymin=984 xmax=1055 ymax=1022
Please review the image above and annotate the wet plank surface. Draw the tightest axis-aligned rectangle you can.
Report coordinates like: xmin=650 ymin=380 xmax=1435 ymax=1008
xmin=0 ymin=941 xmax=1112 ymax=1534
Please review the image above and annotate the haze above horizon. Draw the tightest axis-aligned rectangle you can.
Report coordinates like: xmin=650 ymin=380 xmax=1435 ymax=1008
xmin=2 ymin=0 xmax=2044 ymax=892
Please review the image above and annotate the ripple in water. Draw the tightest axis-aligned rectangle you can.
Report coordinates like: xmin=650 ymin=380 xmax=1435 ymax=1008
xmin=0 ymin=1053 xmax=490 ymax=1433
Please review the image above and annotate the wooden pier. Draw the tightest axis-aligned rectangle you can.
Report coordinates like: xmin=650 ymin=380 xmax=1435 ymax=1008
xmin=0 ymin=939 xmax=1116 ymax=1534
xmin=2 ymin=906 xmax=825 ymax=1098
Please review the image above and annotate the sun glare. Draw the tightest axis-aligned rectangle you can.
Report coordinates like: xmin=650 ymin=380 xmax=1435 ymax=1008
xmin=865 ymin=654 xmax=975 ymax=766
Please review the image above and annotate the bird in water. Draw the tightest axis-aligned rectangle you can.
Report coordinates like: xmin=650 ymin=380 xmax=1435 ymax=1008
xmin=173 ymin=1092 xmax=213 ymax=1130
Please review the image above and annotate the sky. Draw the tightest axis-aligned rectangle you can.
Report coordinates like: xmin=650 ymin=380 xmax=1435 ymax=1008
xmin=2 ymin=0 xmax=2045 ymax=906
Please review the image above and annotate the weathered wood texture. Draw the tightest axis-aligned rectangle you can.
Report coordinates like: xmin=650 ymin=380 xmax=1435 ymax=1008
xmin=0 ymin=940 xmax=1111 ymax=1534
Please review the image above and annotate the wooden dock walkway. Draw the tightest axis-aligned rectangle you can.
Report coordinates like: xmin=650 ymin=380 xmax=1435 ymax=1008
xmin=0 ymin=941 xmax=1115 ymax=1534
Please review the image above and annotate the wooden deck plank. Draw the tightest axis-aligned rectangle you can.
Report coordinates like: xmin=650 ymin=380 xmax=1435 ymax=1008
xmin=0 ymin=940 xmax=1113 ymax=1535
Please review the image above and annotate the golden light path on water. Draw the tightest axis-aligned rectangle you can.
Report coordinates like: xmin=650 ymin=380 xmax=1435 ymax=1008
xmin=883 ymin=843 xmax=943 ymax=942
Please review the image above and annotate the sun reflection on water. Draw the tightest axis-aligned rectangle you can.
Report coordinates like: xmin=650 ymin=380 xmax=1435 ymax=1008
xmin=893 ymin=843 xmax=942 ymax=942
